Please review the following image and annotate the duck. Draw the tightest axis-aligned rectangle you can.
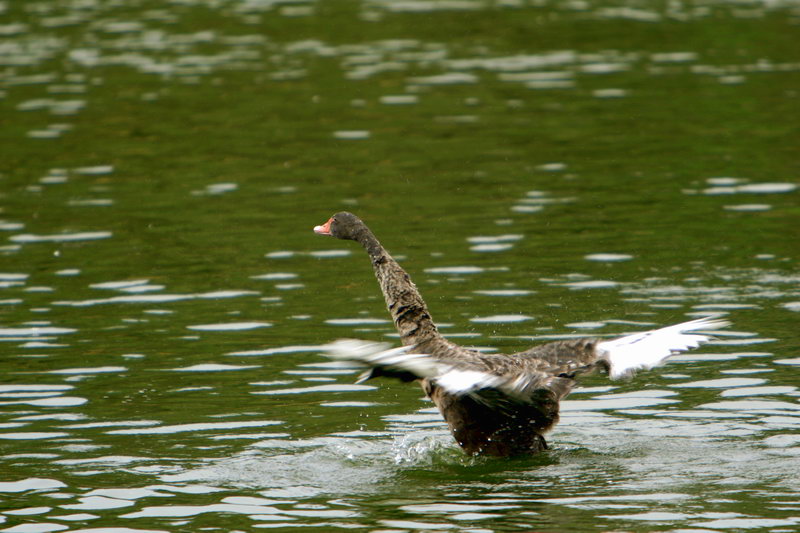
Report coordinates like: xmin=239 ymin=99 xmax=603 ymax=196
xmin=313 ymin=211 xmax=729 ymax=457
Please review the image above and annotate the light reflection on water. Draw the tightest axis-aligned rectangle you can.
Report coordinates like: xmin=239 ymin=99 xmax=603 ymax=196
xmin=2 ymin=0 xmax=799 ymax=531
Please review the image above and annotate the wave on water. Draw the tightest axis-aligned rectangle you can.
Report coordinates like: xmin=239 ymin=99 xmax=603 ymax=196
xmin=391 ymin=433 xmax=464 ymax=466
xmin=155 ymin=428 xmax=471 ymax=494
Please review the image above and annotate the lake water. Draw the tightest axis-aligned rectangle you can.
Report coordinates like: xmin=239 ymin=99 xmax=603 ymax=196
xmin=2 ymin=0 xmax=799 ymax=531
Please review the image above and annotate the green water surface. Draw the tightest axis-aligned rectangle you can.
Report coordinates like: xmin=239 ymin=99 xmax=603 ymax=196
xmin=1 ymin=0 xmax=799 ymax=531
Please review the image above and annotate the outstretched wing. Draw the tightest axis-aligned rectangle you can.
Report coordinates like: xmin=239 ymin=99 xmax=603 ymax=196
xmin=512 ymin=315 xmax=730 ymax=381
xmin=322 ymin=339 xmax=574 ymax=407
xmin=598 ymin=315 xmax=730 ymax=379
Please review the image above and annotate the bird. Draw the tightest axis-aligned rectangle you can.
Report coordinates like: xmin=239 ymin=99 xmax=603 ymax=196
xmin=313 ymin=211 xmax=729 ymax=457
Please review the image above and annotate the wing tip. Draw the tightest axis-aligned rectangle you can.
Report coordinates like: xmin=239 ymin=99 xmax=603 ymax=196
xmin=682 ymin=315 xmax=731 ymax=332
xmin=604 ymin=315 xmax=733 ymax=380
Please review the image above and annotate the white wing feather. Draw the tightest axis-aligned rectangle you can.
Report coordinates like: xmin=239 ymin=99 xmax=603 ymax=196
xmin=597 ymin=316 xmax=730 ymax=379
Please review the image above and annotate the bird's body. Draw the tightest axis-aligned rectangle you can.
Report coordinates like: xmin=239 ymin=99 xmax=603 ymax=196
xmin=314 ymin=212 xmax=729 ymax=456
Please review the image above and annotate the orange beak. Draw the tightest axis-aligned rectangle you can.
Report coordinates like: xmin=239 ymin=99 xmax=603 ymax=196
xmin=313 ymin=217 xmax=333 ymax=236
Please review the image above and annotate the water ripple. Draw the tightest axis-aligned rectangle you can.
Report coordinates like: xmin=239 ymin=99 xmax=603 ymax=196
xmin=0 ymin=478 xmax=66 ymax=493
xmin=53 ymin=290 xmax=258 ymax=307
xmin=186 ymin=322 xmax=271 ymax=331
xmin=107 ymin=421 xmax=282 ymax=435
xmin=10 ymin=231 xmax=112 ymax=243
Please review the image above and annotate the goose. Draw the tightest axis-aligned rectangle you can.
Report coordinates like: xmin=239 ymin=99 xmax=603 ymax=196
xmin=313 ymin=211 xmax=729 ymax=457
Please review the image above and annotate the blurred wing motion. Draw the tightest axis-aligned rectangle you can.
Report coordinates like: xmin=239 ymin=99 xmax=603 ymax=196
xmin=599 ymin=315 xmax=730 ymax=379
xmin=324 ymin=339 xmax=440 ymax=384
xmin=323 ymin=339 xmax=555 ymax=404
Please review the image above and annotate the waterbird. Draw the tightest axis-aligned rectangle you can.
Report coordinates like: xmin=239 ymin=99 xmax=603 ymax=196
xmin=314 ymin=212 xmax=729 ymax=457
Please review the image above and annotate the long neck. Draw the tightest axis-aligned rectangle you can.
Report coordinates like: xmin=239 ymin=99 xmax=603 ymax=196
xmin=355 ymin=228 xmax=449 ymax=351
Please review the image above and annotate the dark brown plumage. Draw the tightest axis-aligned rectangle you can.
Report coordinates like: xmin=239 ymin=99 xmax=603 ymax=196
xmin=315 ymin=212 xmax=728 ymax=457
